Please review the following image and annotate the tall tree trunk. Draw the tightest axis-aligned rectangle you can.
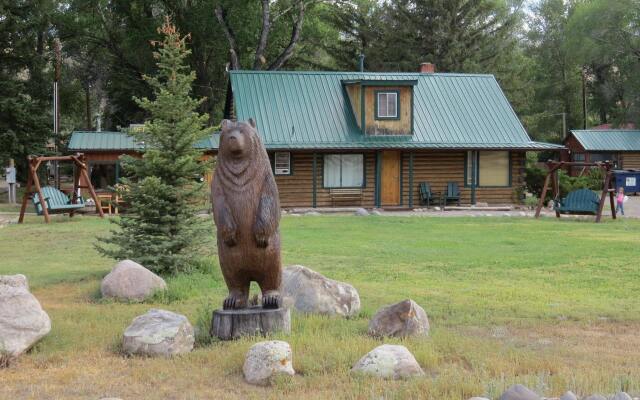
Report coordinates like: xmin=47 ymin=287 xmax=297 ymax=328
xmin=85 ymin=86 xmax=92 ymax=130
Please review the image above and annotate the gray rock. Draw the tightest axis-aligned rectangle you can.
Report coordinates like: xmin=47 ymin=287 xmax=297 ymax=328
xmin=469 ymin=398 xmax=490 ymax=400
xmin=101 ymin=260 xmax=167 ymax=301
xmin=583 ymin=396 xmax=607 ymax=400
xmin=305 ymin=211 xmax=321 ymax=216
xmin=351 ymin=344 xmax=424 ymax=380
xmin=0 ymin=275 xmax=51 ymax=357
xmin=559 ymin=391 xmax=577 ymax=400
xmin=0 ymin=274 xmax=28 ymax=289
xmin=280 ymin=265 xmax=360 ymax=317
xmin=354 ymin=208 xmax=370 ymax=216
xmin=611 ymin=393 xmax=633 ymax=400
xmin=243 ymin=340 xmax=295 ymax=386
xmin=371 ymin=210 xmax=383 ymax=216
xmin=122 ymin=309 xmax=194 ymax=357
xmin=368 ymin=299 xmax=430 ymax=338
xmin=499 ymin=384 xmax=541 ymax=400
xmin=434 ymin=206 xmax=441 ymax=211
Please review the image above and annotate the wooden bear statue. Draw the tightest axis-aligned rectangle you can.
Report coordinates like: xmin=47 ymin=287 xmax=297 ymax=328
xmin=211 ymin=118 xmax=282 ymax=309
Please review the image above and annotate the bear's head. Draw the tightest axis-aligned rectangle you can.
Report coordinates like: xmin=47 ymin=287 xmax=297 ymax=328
xmin=219 ymin=118 xmax=259 ymax=160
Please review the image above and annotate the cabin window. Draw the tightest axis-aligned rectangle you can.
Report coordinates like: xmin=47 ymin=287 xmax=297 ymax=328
xmin=89 ymin=161 xmax=120 ymax=190
xmin=375 ymin=91 xmax=398 ymax=119
xmin=572 ymin=152 xmax=585 ymax=162
xmin=274 ymin=152 xmax=291 ymax=175
xmin=324 ymin=154 xmax=364 ymax=188
xmin=478 ymin=151 xmax=510 ymax=187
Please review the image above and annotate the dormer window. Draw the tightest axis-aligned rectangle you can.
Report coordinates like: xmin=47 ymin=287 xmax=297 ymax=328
xmin=376 ymin=91 xmax=399 ymax=119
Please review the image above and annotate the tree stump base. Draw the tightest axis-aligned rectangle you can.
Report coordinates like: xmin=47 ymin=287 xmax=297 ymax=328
xmin=210 ymin=307 xmax=291 ymax=340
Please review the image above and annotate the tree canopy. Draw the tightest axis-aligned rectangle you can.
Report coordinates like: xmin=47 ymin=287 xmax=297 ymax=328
xmin=1 ymin=0 xmax=639 ymax=170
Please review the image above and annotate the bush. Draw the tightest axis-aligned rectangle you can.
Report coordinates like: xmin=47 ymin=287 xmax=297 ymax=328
xmin=525 ymin=166 xmax=605 ymax=203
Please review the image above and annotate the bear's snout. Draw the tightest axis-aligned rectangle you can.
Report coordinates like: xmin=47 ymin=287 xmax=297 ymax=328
xmin=224 ymin=130 xmax=247 ymax=157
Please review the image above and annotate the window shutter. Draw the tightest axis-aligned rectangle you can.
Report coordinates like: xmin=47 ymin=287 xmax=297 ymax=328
xmin=274 ymin=152 xmax=291 ymax=175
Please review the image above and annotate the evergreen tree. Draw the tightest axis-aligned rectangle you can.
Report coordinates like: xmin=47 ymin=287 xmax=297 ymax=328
xmin=97 ymin=19 xmax=212 ymax=275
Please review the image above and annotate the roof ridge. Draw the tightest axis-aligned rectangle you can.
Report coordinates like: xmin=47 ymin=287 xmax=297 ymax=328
xmin=229 ymin=70 xmax=495 ymax=78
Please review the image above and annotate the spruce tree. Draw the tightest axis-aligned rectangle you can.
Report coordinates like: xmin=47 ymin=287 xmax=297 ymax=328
xmin=97 ymin=19 xmax=212 ymax=275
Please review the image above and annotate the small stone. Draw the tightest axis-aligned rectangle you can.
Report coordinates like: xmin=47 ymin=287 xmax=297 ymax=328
xmin=305 ymin=211 xmax=321 ymax=216
xmin=0 ymin=275 xmax=51 ymax=358
xmin=289 ymin=213 xmax=301 ymax=217
xmin=351 ymin=344 xmax=424 ymax=380
xmin=559 ymin=391 xmax=577 ymax=400
xmin=354 ymin=208 xmax=370 ymax=216
xmin=280 ymin=265 xmax=360 ymax=317
xmin=368 ymin=299 xmax=429 ymax=338
xmin=519 ymin=211 xmax=527 ymax=217
xmin=122 ymin=309 xmax=194 ymax=357
xmin=371 ymin=210 xmax=382 ymax=216
xmin=583 ymin=396 xmax=607 ymax=400
xmin=476 ymin=202 xmax=489 ymax=207
xmin=469 ymin=398 xmax=491 ymax=400
xmin=499 ymin=384 xmax=541 ymax=400
xmin=434 ymin=206 xmax=441 ymax=211
xmin=611 ymin=393 xmax=633 ymax=400
xmin=101 ymin=260 xmax=167 ymax=302
xmin=243 ymin=340 xmax=295 ymax=386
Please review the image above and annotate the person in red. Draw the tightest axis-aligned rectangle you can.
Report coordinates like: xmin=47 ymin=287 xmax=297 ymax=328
xmin=616 ymin=187 xmax=626 ymax=216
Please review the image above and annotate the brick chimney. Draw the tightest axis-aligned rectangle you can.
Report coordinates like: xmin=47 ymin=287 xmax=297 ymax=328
xmin=419 ymin=62 xmax=436 ymax=73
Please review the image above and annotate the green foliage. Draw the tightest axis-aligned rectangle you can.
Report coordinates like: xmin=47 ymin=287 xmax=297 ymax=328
xmin=97 ymin=20 xmax=212 ymax=275
xmin=526 ymin=165 xmax=605 ymax=202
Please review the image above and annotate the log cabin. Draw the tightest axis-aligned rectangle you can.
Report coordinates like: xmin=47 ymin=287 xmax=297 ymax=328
xmin=69 ymin=63 xmax=564 ymax=209
xmin=563 ymin=129 xmax=640 ymax=175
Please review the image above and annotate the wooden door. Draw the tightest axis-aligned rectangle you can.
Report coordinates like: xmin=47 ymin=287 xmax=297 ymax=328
xmin=381 ymin=151 xmax=401 ymax=206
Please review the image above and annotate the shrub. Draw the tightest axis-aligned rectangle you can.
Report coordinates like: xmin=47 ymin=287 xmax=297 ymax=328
xmin=97 ymin=19 xmax=212 ymax=275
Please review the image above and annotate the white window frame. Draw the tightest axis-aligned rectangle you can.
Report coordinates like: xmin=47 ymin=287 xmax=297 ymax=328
xmin=376 ymin=92 xmax=398 ymax=119
xmin=323 ymin=154 xmax=364 ymax=188
xmin=274 ymin=152 xmax=291 ymax=175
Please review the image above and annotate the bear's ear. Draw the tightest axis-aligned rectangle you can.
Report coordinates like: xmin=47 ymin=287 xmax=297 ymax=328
xmin=248 ymin=118 xmax=257 ymax=128
xmin=220 ymin=119 xmax=233 ymax=131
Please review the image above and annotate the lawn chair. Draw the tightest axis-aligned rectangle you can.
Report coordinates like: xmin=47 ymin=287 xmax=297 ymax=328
xmin=419 ymin=182 xmax=439 ymax=207
xmin=32 ymin=186 xmax=85 ymax=216
xmin=443 ymin=182 xmax=461 ymax=207
xmin=553 ymin=188 xmax=600 ymax=215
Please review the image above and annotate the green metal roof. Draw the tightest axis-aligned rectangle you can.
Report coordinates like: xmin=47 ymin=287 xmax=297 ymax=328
xmin=570 ymin=130 xmax=640 ymax=151
xmin=229 ymin=70 xmax=563 ymax=150
xmin=68 ymin=131 xmax=216 ymax=151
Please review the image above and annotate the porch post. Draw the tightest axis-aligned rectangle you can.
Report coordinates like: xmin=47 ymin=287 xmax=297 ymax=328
xmin=375 ymin=151 xmax=382 ymax=208
xmin=408 ymin=152 xmax=414 ymax=208
xmin=471 ymin=150 xmax=477 ymax=205
xmin=312 ymin=152 xmax=317 ymax=208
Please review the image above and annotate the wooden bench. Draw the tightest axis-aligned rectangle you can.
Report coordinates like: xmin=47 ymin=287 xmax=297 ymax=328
xmin=329 ymin=188 xmax=363 ymax=207
xmin=32 ymin=186 xmax=85 ymax=216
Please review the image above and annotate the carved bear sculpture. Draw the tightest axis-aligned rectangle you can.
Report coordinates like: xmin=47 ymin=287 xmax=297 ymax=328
xmin=211 ymin=118 xmax=282 ymax=309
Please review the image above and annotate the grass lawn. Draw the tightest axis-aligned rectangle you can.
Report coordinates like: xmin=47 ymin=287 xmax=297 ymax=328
xmin=1 ymin=214 xmax=640 ymax=399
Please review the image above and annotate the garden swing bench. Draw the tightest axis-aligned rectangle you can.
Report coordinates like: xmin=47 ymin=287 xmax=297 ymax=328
xmin=18 ymin=153 xmax=104 ymax=223
xmin=534 ymin=160 xmax=617 ymax=223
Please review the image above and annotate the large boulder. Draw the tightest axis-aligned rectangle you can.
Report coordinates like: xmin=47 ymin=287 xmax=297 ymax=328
xmin=611 ymin=393 xmax=632 ymax=400
xmin=499 ymin=384 xmax=541 ymax=400
xmin=280 ymin=265 xmax=360 ymax=317
xmin=122 ymin=309 xmax=194 ymax=357
xmin=368 ymin=299 xmax=430 ymax=338
xmin=351 ymin=344 xmax=424 ymax=380
xmin=243 ymin=340 xmax=295 ymax=386
xmin=0 ymin=275 xmax=51 ymax=357
xmin=101 ymin=260 xmax=167 ymax=301
xmin=559 ymin=392 xmax=577 ymax=400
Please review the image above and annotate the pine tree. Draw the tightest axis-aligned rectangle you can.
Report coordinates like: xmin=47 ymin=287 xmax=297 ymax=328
xmin=97 ymin=19 xmax=212 ymax=275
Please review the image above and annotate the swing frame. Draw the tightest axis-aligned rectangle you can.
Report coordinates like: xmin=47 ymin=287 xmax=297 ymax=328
xmin=18 ymin=153 xmax=105 ymax=223
xmin=534 ymin=160 xmax=616 ymax=223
